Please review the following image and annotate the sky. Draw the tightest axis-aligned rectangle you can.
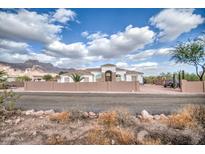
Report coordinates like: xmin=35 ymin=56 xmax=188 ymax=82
xmin=0 ymin=8 xmax=204 ymax=76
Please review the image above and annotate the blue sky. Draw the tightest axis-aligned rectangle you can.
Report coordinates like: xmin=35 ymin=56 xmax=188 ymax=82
xmin=0 ymin=8 xmax=204 ymax=75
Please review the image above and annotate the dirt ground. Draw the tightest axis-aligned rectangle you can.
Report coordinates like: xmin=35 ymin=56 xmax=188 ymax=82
xmin=0 ymin=105 xmax=205 ymax=145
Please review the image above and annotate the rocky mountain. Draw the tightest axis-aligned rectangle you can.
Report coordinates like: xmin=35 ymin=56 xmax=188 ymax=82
xmin=0 ymin=60 xmax=74 ymax=73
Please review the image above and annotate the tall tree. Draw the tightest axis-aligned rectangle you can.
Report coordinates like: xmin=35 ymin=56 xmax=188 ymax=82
xmin=171 ymin=41 xmax=205 ymax=81
xmin=16 ymin=76 xmax=31 ymax=82
xmin=43 ymin=74 xmax=53 ymax=81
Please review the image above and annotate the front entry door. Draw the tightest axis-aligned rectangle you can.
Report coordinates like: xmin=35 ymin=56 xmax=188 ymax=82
xmin=105 ymin=70 xmax=112 ymax=81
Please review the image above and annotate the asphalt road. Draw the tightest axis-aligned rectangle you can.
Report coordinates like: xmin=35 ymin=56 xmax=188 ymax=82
xmin=13 ymin=92 xmax=205 ymax=115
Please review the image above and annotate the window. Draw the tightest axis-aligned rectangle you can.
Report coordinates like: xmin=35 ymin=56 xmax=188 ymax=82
xmin=84 ymin=77 xmax=89 ymax=82
xmin=64 ymin=77 xmax=70 ymax=82
xmin=116 ymin=74 xmax=121 ymax=81
xmin=95 ymin=73 xmax=102 ymax=79
xmin=131 ymin=75 xmax=137 ymax=81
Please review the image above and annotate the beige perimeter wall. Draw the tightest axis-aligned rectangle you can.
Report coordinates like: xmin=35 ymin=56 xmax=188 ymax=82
xmin=24 ymin=81 xmax=140 ymax=92
xmin=181 ymin=80 xmax=205 ymax=93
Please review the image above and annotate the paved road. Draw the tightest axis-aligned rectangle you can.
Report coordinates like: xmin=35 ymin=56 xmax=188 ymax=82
xmin=13 ymin=92 xmax=205 ymax=114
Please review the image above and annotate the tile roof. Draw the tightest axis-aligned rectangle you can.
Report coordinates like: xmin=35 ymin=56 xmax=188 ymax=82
xmin=101 ymin=64 xmax=116 ymax=67
xmin=63 ymin=70 xmax=93 ymax=76
xmin=62 ymin=64 xmax=143 ymax=75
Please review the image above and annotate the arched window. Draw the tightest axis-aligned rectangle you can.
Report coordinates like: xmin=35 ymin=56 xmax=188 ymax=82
xmin=105 ymin=70 xmax=112 ymax=81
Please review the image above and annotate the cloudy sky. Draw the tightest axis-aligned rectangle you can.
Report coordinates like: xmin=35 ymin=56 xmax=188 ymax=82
xmin=0 ymin=8 xmax=204 ymax=75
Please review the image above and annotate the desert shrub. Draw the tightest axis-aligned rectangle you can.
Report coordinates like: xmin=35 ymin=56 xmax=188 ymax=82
xmin=166 ymin=105 xmax=199 ymax=129
xmin=85 ymin=127 xmax=110 ymax=145
xmin=98 ymin=111 xmax=119 ymax=127
xmin=148 ymin=131 xmax=193 ymax=145
xmin=69 ymin=110 xmax=89 ymax=121
xmin=85 ymin=126 xmax=135 ymax=145
xmin=190 ymin=105 xmax=205 ymax=129
xmin=98 ymin=110 xmax=136 ymax=128
xmin=49 ymin=112 xmax=70 ymax=122
xmin=0 ymin=90 xmax=19 ymax=110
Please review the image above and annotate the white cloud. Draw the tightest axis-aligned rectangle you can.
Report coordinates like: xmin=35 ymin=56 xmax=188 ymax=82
xmin=0 ymin=9 xmax=63 ymax=43
xmin=52 ymin=9 xmax=76 ymax=24
xmin=81 ymin=31 xmax=89 ymax=37
xmin=116 ymin=62 xmax=129 ymax=68
xmin=86 ymin=32 xmax=108 ymax=40
xmin=115 ymin=61 xmax=160 ymax=75
xmin=132 ymin=62 xmax=158 ymax=69
xmin=150 ymin=9 xmax=204 ymax=41
xmin=87 ymin=25 xmax=155 ymax=58
xmin=126 ymin=48 xmax=173 ymax=61
xmin=0 ymin=38 xmax=30 ymax=53
xmin=46 ymin=41 xmax=88 ymax=58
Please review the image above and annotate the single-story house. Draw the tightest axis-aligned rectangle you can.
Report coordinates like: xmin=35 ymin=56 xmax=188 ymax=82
xmin=58 ymin=64 xmax=144 ymax=84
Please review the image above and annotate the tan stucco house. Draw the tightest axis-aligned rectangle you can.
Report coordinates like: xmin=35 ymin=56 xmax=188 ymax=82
xmin=59 ymin=64 xmax=144 ymax=84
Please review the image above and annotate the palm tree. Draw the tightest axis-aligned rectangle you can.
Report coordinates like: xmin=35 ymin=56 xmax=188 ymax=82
xmin=70 ymin=73 xmax=84 ymax=82
xmin=171 ymin=40 xmax=205 ymax=81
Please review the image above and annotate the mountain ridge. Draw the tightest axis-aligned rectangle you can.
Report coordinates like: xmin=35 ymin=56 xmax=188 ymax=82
xmin=0 ymin=60 xmax=74 ymax=73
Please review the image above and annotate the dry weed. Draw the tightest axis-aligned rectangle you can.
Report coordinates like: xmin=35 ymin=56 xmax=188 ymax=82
xmin=140 ymin=137 xmax=161 ymax=145
xmin=85 ymin=125 xmax=135 ymax=145
xmin=166 ymin=105 xmax=198 ymax=129
xmin=98 ymin=110 xmax=136 ymax=128
xmin=98 ymin=111 xmax=118 ymax=127
xmin=48 ymin=112 xmax=70 ymax=122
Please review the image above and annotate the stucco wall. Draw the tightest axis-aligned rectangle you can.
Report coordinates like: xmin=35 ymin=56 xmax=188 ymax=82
xmin=24 ymin=81 xmax=140 ymax=92
xmin=116 ymin=71 xmax=126 ymax=81
xmin=59 ymin=75 xmax=93 ymax=83
xmin=181 ymin=80 xmax=205 ymax=93
xmin=101 ymin=66 xmax=116 ymax=73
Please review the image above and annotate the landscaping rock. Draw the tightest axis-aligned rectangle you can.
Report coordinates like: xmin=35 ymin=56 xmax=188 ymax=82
xmin=44 ymin=110 xmax=55 ymax=115
xmin=83 ymin=112 xmax=89 ymax=118
xmin=88 ymin=112 xmax=97 ymax=118
xmin=25 ymin=109 xmax=35 ymax=115
xmin=137 ymin=130 xmax=149 ymax=143
xmin=141 ymin=110 xmax=153 ymax=120
xmin=160 ymin=114 xmax=168 ymax=120
xmin=34 ymin=110 xmax=44 ymax=116
xmin=15 ymin=118 xmax=21 ymax=125
xmin=5 ymin=119 xmax=12 ymax=124
xmin=153 ymin=115 xmax=161 ymax=120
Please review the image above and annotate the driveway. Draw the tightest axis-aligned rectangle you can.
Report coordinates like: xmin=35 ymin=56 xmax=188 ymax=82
xmin=139 ymin=84 xmax=181 ymax=94
xmin=14 ymin=92 xmax=205 ymax=115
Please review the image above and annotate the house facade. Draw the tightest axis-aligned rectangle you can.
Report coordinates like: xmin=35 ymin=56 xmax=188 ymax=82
xmin=59 ymin=64 xmax=144 ymax=84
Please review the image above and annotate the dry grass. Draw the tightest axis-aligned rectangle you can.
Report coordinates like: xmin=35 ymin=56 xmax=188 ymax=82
xmin=48 ymin=112 xmax=70 ymax=122
xmin=98 ymin=110 xmax=136 ymax=128
xmin=140 ymin=137 xmax=161 ymax=145
xmin=98 ymin=111 xmax=119 ymax=127
xmin=85 ymin=126 xmax=135 ymax=145
xmin=191 ymin=105 xmax=205 ymax=128
xmin=85 ymin=126 xmax=110 ymax=145
xmin=165 ymin=105 xmax=199 ymax=129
